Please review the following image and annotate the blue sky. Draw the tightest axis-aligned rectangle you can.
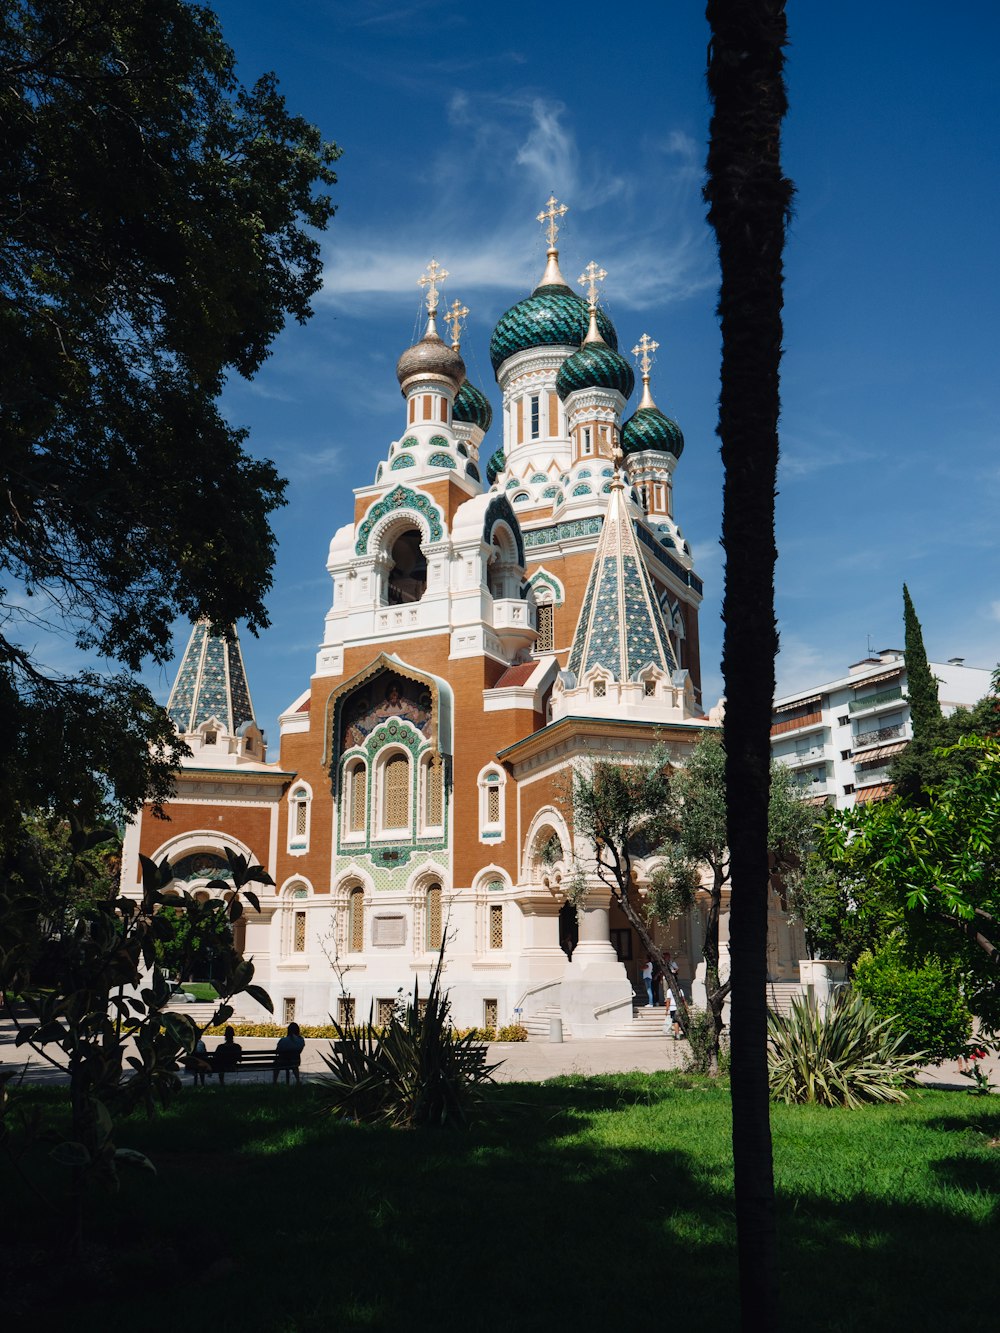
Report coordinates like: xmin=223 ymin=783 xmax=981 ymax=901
xmin=153 ymin=0 xmax=1000 ymax=744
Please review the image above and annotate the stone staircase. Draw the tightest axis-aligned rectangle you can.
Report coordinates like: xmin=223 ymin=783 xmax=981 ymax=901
xmin=602 ymin=1006 xmax=673 ymax=1039
xmin=522 ymin=985 xmax=805 ymax=1041
xmin=521 ymin=1005 xmax=573 ymax=1040
xmin=163 ymin=999 xmax=220 ymax=1026
xmin=765 ymin=981 xmax=803 ymax=1016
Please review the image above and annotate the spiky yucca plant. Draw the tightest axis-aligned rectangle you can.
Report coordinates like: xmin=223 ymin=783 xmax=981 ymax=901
xmin=316 ymin=948 xmax=499 ymax=1128
xmin=768 ymin=990 xmax=925 ymax=1108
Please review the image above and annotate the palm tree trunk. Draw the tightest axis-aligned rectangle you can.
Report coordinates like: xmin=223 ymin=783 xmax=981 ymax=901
xmin=704 ymin=2 xmax=793 ymax=1329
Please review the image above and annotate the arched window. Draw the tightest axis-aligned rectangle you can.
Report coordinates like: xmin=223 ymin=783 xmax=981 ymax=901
xmin=535 ymin=602 xmax=554 ymax=653
xmin=348 ymin=886 xmax=365 ymax=952
xmin=478 ymin=766 xmax=506 ymax=843
xmin=387 ymin=527 xmax=426 ymax=605
xmin=382 ymin=753 xmax=410 ymax=831
xmin=281 ymin=882 xmax=309 ymax=955
xmin=425 ymin=883 xmax=442 ymax=951
xmin=422 ymin=753 xmax=444 ymax=830
xmin=344 ymin=760 xmax=367 ymax=836
xmin=287 ymin=785 xmax=312 ymax=854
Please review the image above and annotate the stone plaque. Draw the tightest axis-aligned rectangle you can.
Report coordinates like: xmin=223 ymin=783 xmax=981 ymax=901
xmin=372 ymin=913 xmax=406 ymax=947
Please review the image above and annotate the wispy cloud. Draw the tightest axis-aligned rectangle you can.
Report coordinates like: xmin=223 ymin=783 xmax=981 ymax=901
xmin=319 ymin=94 xmax=714 ymax=315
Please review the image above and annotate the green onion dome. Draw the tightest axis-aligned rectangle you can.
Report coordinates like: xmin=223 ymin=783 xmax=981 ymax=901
xmin=556 ymin=341 xmax=635 ymax=402
xmin=490 ymin=284 xmax=618 ymax=372
xmin=485 ymin=446 xmax=506 ymax=486
xmin=453 ymin=380 xmax=493 ymax=433
xmin=621 ymin=405 xmax=684 ymax=458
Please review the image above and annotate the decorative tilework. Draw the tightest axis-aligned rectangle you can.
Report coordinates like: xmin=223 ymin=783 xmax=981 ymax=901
xmin=572 ymin=483 xmax=592 ymax=497
xmin=530 ymin=472 xmax=548 ymax=483
xmin=635 ymin=523 xmax=702 ymax=592
xmin=505 ymin=478 xmax=519 ymax=490
xmin=390 ymin=454 xmax=416 ymax=470
xmin=485 ymin=447 xmax=506 ymax=486
xmin=523 ymin=516 xmax=603 ymax=550
xmin=454 ymin=380 xmax=493 ymax=432
xmin=578 ymin=470 xmax=592 ymax=479
xmin=542 ymin=485 xmax=559 ymax=498
xmin=355 ymin=485 xmax=444 ymax=555
xmin=428 ymin=435 xmax=449 ymax=448
xmin=466 ymin=462 xmax=481 ymax=482
xmin=428 ymin=452 xmax=457 ymax=469
xmin=166 ymin=621 xmax=256 ymax=735
xmin=556 ymin=342 xmax=635 ymax=401
xmin=401 ymin=436 xmax=419 ymax=449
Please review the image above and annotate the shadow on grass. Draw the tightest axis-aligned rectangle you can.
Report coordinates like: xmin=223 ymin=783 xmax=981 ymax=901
xmin=2 ymin=1079 xmax=996 ymax=1332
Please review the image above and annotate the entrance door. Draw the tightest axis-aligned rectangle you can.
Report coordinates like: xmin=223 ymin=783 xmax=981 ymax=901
xmin=558 ymin=901 xmax=578 ymax=959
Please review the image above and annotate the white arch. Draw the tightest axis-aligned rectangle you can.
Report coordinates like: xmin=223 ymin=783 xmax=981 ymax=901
xmin=521 ymin=805 xmax=572 ymax=883
xmin=148 ymin=829 xmax=257 ymax=868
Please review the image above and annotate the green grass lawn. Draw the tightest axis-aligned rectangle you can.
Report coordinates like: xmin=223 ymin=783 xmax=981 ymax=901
xmin=180 ymin=981 xmax=219 ymax=1001
xmin=3 ymin=1074 xmax=997 ymax=1331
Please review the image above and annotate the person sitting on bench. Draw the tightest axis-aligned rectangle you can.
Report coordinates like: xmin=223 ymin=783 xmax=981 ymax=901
xmin=212 ymin=1025 xmax=243 ymax=1084
xmin=273 ymin=1021 xmax=305 ymax=1084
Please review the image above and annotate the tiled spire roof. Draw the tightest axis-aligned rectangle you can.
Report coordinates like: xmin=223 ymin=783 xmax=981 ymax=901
xmin=567 ymin=475 xmax=678 ymax=682
xmin=166 ymin=620 xmax=256 ymax=736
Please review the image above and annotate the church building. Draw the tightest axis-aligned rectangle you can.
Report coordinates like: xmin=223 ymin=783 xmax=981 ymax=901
xmin=121 ymin=200 xmax=791 ymax=1035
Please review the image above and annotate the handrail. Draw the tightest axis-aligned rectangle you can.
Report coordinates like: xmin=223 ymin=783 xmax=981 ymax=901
xmin=593 ymin=996 xmax=634 ymax=1019
xmin=513 ymin=977 xmax=562 ymax=1012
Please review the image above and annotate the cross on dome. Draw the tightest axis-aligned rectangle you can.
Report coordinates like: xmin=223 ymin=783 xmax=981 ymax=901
xmin=418 ymin=258 xmax=448 ymax=315
xmin=578 ymin=260 xmax=608 ymax=309
xmin=444 ymin=298 xmax=469 ymax=350
xmin=537 ymin=194 xmax=569 ymax=250
xmin=632 ymin=333 xmax=659 ymax=379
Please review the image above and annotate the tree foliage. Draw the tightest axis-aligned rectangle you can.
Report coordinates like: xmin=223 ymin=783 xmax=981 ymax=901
xmin=852 ymin=941 xmax=972 ymax=1064
xmin=0 ymin=1 xmax=340 ymax=829
xmin=0 ymin=839 xmax=273 ymax=1250
xmin=154 ymin=901 xmax=232 ymax=981
xmin=821 ymin=735 xmax=1000 ymax=1034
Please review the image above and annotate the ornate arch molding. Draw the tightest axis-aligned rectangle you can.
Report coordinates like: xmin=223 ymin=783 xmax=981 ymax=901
xmin=355 ymin=485 xmax=444 ymax=556
xmin=521 ymin=805 xmax=572 ymax=885
xmin=526 ymin=566 xmax=565 ymax=605
xmin=323 ymin=652 xmax=454 ymax=794
xmin=483 ymin=494 xmax=525 ymax=568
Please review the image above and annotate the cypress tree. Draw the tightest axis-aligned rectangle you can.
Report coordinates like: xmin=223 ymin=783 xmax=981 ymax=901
xmin=893 ymin=584 xmax=944 ymax=801
xmin=902 ymin=584 xmax=942 ymax=740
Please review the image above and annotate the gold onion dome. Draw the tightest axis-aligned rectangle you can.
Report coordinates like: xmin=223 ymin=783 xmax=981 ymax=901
xmin=397 ymin=258 xmax=466 ymax=393
xmin=555 ymin=260 xmax=634 ymax=401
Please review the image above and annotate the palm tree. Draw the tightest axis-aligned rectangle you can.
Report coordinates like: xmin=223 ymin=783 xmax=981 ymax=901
xmin=704 ymin=2 xmax=794 ymax=1328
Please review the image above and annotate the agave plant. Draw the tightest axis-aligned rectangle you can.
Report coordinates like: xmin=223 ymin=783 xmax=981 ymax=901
xmin=316 ymin=948 xmax=499 ymax=1127
xmin=768 ymin=989 xmax=925 ymax=1108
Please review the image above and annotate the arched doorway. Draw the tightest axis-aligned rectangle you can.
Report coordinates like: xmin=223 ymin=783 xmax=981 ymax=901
xmin=559 ymin=901 xmax=578 ymax=959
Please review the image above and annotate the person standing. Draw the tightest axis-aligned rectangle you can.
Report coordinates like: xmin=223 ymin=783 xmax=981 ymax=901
xmin=665 ymin=984 xmax=682 ymax=1040
xmin=641 ymin=958 xmax=654 ymax=1007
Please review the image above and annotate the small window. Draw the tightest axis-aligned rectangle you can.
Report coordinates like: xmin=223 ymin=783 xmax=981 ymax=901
xmin=204 ymin=731 xmax=217 ymax=746
xmin=840 ymin=749 xmax=851 ymax=761
xmin=478 ymin=766 xmax=506 ymax=842
xmin=338 ymin=996 xmax=356 ymax=1028
xmin=426 ymin=883 xmax=443 ymax=951
xmin=288 ymin=784 xmax=312 ymax=853
xmin=644 ymin=678 xmax=656 ymax=697
xmin=536 ymin=602 xmax=554 ymax=653
xmin=843 ymin=783 xmax=855 ymax=795
xmin=530 ymin=395 xmax=540 ymax=439
xmin=489 ymin=904 xmax=503 ymax=950
xmin=593 ymin=679 xmax=606 ymax=698
xmin=484 ymin=999 xmax=499 ymax=1030
xmin=349 ymin=887 xmax=365 ymax=952
xmin=283 ymin=998 xmax=296 ymax=1024
xmin=582 ymin=427 xmax=592 ymax=455
xmin=376 ymin=998 xmax=395 ymax=1027
xmin=293 ymin=910 xmax=306 ymax=952
xmin=838 ymin=715 xmax=849 ymax=727
xmin=487 ymin=785 xmax=501 ymax=823
xmin=424 ymin=754 xmax=443 ymax=827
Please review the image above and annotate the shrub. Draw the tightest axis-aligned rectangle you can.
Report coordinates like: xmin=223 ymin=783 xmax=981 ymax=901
xmin=768 ymin=990 xmax=925 ymax=1108
xmin=851 ymin=942 xmax=972 ymax=1063
xmin=315 ymin=955 xmax=499 ymax=1127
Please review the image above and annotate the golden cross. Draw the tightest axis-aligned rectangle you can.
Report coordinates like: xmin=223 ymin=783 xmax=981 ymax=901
xmin=444 ymin=298 xmax=469 ymax=350
xmin=632 ymin=333 xmax=659 ymax=378
xmin=578 ymin=260 xmax=607 ymax=308
xmin=537 ymin=194 xmax=569 ymax=249
xmin=418 ymin=258 xmax=448 ymax=314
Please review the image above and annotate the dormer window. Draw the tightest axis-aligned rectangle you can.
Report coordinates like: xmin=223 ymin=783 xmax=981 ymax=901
xmin=204 ymin=730 xmax=217 ymax=745
xmin=594 ymin=679 xmax=607 ymax=698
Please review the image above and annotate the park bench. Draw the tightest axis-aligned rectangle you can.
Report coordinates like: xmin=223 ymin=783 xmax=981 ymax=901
xmin=185 ymin=1045 xmax=302 ymax=1085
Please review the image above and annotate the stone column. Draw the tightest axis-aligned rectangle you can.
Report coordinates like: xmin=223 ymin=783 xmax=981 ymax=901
xmin=560 ymin=883 xmax=633 ymax=1036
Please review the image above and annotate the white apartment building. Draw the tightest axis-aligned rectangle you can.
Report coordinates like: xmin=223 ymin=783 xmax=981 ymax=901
xmin=771 ymin=649 xmax=993 ymax=809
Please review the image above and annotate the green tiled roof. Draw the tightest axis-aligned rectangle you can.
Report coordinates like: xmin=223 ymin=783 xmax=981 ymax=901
xmin=167 ymin=621 xmax=256 ymax=736
xmin=490 ymin=284 xmax=617 ymax=372
xmin=453 ymin=380 xmax=493 ymax=433
xmin=556 ymin=342 xmax=635 ymax=401
xmin=622 ymin=405 xmax=684 ymax=458
xmin=486 ymin=446 xmax=506 ymax=485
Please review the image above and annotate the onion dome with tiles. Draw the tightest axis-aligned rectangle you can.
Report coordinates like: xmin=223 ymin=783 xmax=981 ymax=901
xmin=622 ymin=333 xmax=683 ymax=457
xmin=622 ymin=406 xmax=684 ymax=458
xmin=453 ymin=379 xmax=493 ymax=433
xmin=485 ymin=445 xmax=506 ymax=486
xmin=556 ymin=339 xmax=635 ymax=402
xmin=491 ymin=286 xmax=618 ymax=373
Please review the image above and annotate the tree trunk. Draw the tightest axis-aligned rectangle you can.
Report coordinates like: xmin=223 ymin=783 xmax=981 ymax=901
xmin=705 ymin=2 xmax=793 ymax=1330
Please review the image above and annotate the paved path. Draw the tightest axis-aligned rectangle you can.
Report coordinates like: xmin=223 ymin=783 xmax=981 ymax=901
xmin=3 ymin=1019 xmax=996 ymax=1089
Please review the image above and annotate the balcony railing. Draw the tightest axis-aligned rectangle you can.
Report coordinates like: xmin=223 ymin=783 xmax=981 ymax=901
xmin=849 ymin=686 xmax=903 ymax=714
xmin=853 ymin=722 xmax=905 ymax=748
